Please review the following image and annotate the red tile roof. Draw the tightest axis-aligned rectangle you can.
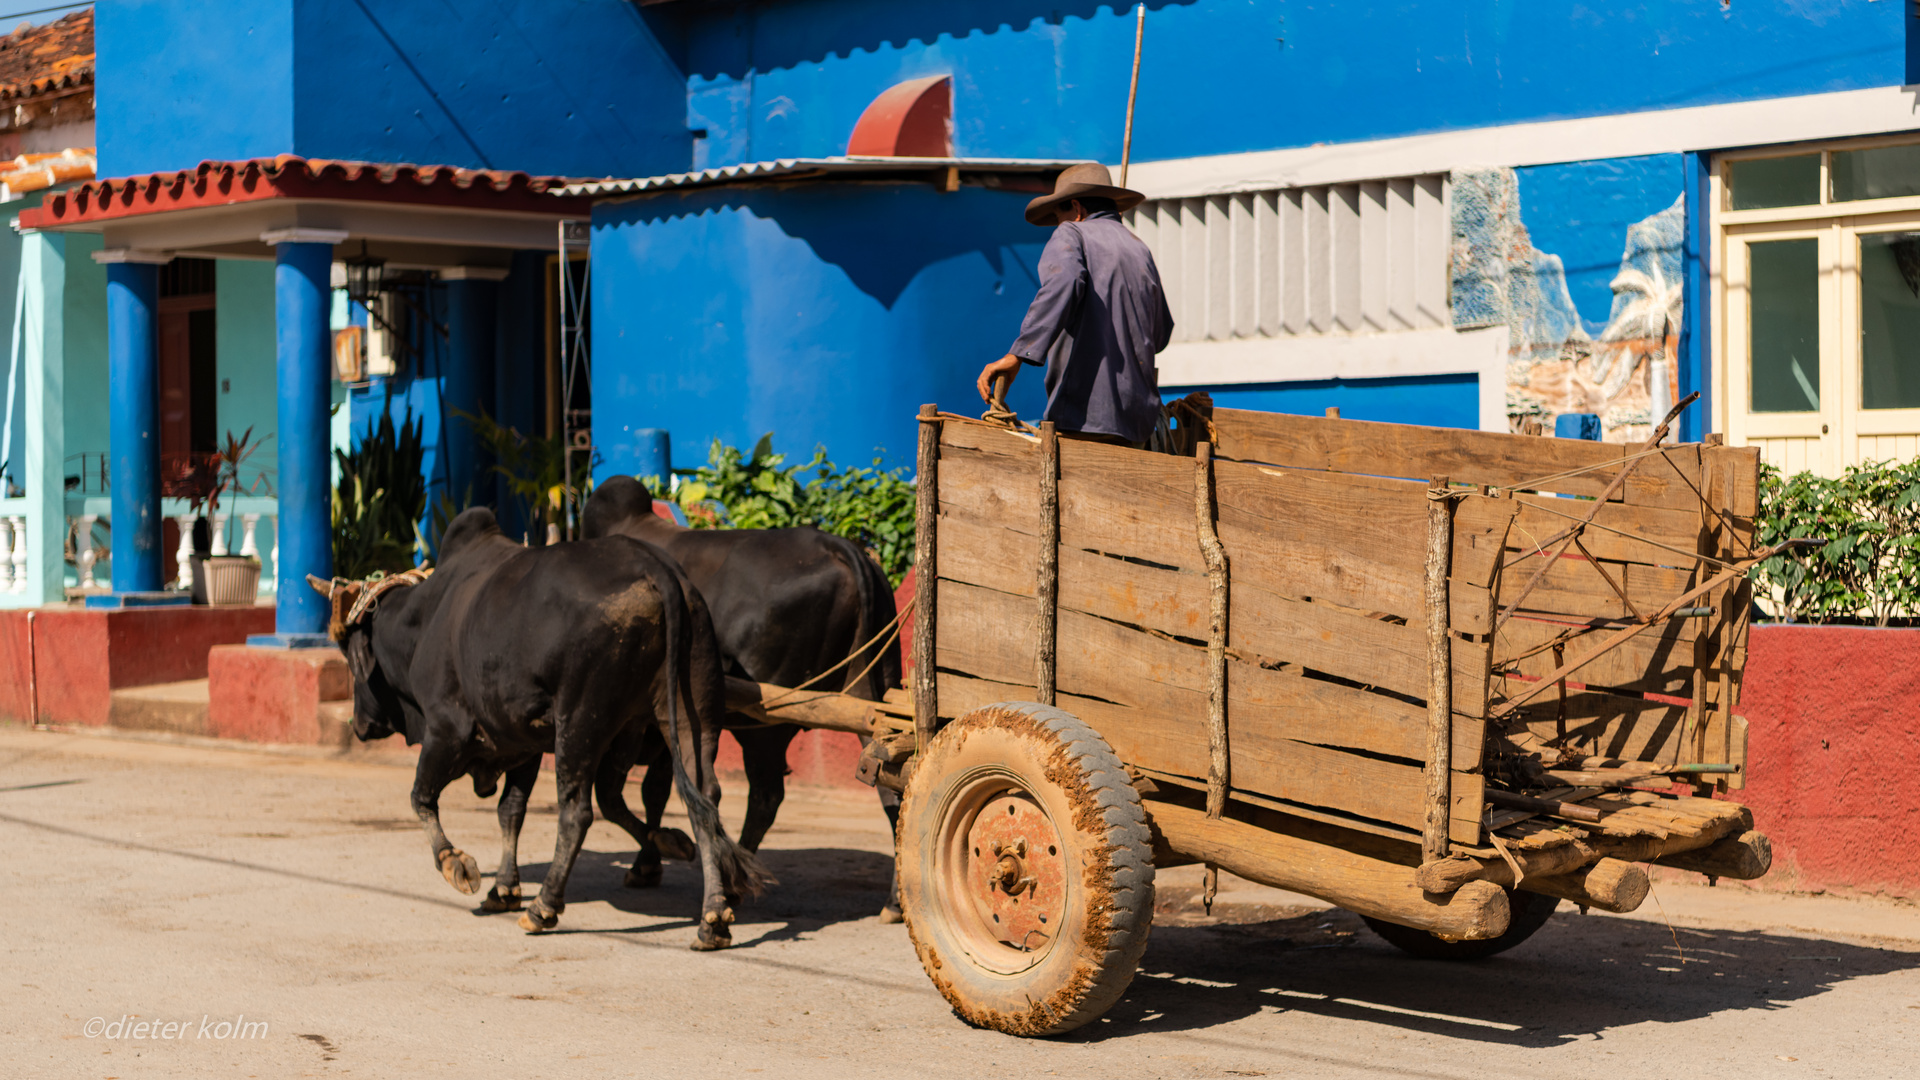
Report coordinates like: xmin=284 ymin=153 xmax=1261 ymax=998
xmin=0 ymin=9 xmax=92 ymax=102
xmin=19 ymin=155 xmax=595 ymax=229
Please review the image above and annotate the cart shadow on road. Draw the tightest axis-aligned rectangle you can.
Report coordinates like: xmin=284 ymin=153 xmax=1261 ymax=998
xmin=1063 ymin=899 xmax=1920 ymax=1047
xmin=500 ymin=845 xmax=898 ymax=947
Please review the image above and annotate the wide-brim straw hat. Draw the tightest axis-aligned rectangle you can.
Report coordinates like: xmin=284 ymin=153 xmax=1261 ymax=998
xmin=1025 ymin=162 xmax=1146 ymax=226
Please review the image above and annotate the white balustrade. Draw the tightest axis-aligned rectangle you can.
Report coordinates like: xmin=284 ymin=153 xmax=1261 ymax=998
xmin=74 ymin=514 xmax=98 ymax=588
xmin=175 ymin=513 xmax=197 ymax=589
xmin=239 ymin=513 xmax=260 ymax=560
xmin=0 ymin=517 xmax=13 ymax=591
xmin=209 ymin=512 xmax=230 ymax=557
xmin=268 ymin=515 xmax=279 ymax=591
xmin=10 ymin=515 xmax=25 ymax=594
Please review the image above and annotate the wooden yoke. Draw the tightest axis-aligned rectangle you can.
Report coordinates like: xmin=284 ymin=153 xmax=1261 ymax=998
xmin=914 ymin=404 xmax=941 ymax=754
xmin=1422 ymin=477 xmax=1455 ymax=864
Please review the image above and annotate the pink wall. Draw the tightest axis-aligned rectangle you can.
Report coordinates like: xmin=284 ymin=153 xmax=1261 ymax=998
xmin=0 ymin=606 xmax=275 ymax=726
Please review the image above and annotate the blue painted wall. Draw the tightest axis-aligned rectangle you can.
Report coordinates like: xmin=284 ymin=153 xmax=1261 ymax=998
xmin=1514 ymin=155 xmax=1685 ymax=337
xmin=668 ymin=1 xmax=1904 ymax=169
xmin=100 ymin=0 xmax=690 ymax=178
xmin=591 ymin=182 xmax=1051 ymax=477
xmin=1180 ymin=375 xmax=1479 ymax=431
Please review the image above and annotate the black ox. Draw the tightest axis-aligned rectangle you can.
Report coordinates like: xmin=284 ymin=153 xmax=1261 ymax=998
xmin=317 ymin=507 xmax=771 ymax=949
xmin=581 ymin=476 xmax=906 ymax=917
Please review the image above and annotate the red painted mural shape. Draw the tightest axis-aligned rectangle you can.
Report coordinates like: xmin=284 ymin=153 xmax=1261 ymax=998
xmin=846 ymin=75 xmax=953 ymax=158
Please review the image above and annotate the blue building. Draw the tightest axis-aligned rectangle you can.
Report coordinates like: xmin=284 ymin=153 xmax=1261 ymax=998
xmin=20 ymin=0 xmax=1920 ymax=636
xmin=580 ymin=0 xmax=1920 ymax=482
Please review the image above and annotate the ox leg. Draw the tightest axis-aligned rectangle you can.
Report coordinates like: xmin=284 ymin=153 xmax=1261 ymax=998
xmin=482 ymin=757 xmax=540 ymax=913
xmin=520 ymin=751 xmax=596 ymax=933
xmin=413 ymin=741 xmax=482 ymax=896
xmin=598 ymin=732 xmax=694 ymax=888
xmin=630 ymin=746 xmax=674 ymax=888
xmin=877 ymin=783 xmax=905 ymax=923
xmin=732 ymin=723 xmax=799 ymax=853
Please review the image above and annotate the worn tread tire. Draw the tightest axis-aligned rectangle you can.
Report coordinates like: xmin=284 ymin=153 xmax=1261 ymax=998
xmin=1363 ymin=889 xmax=1560 ymax=960
xmin=899 ymin=702 xmax=1154 ymax=1037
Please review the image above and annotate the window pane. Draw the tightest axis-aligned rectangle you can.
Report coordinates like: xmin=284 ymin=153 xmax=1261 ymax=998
xmin=1729 ymin=155 xmax=1821 ymax=210
xmin=1748 ymin=239 xmax=1821 ymax=413
xmin=1859 ymin=232 xmax=1920 ymax=410
xmin=1831 ymin=145 xmax=1920 ymax=203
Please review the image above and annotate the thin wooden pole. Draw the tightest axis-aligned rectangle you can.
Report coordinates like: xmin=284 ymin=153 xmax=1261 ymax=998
xmin=1119 ymin=3 xmax=1145 ymax=189
xmin=1035 ymin=421 xmax=1059 ymax=705
xmin=913 ymin=404 xmax=941 ymax=756
xmin=1423 ymin=476 xmax=1455 ymax=863
xmin=1196 ymin=442 xmax=1229 ymax=820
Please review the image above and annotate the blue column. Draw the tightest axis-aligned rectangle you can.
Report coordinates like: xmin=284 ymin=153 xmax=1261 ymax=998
xmin=443 ymin=274 xmax=498 ymax=511
xmin=105 ymin=261 xmax=164 ymax=594
xmin=1681 ymin=151 xmax=1711 ymax=443
xmin=263 ymin=241 xmax=334 ymax=643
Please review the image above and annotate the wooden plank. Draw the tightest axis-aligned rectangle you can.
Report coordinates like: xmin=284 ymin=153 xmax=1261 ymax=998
xmin=940 ymin=417 xmax=1040 ymax=459
xmin=1509 ymin=494 xmax=1705 ymax=569
xmin=944 ymin=527 xmax=1491 ymax=707
xmin=934 ymin=577 xmax=1035 ymax=690
xmin=937 ymin=443 xmax=1037 ymax=536
xmin=1209 ymin=408 xmax=1706 ymax=510
xmin=1494 ymin=615 xmax=1697 ymax=696
xmin=1056 ymin=437 xmax=1199 ymax=570
xmin=1498 ymin=552 xmax=1698 ymax=621
xmin=1499 ymin=682 xmax=1689 ymax=762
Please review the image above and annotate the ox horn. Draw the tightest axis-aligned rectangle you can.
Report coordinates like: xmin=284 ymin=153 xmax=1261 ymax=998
xmin=306 ymin=573 xmax=334 ymax=596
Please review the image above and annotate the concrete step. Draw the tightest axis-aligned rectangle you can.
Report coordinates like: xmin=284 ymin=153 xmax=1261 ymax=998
xmin=109 ymin=678 xmax=212 ymax=737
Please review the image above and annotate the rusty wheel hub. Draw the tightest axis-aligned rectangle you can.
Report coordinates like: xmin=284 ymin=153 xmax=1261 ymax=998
xmin=965 ymin=791 xmax=1067 ymax=954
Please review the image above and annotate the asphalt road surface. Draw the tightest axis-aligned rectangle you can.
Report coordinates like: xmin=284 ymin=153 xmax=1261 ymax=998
xmin=4 ymin=724 xmax=1918 ymax=1079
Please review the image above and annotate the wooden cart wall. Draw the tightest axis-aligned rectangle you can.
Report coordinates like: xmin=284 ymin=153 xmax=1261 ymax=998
xmin=925 ymin=408 xmax=1760 ymax=852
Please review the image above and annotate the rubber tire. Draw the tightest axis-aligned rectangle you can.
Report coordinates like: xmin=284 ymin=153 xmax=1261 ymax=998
xmin=1363 ymin=889 xmax=1561 ymax=960
xmin=899 ymin=702 xmax=1155 ymax=1037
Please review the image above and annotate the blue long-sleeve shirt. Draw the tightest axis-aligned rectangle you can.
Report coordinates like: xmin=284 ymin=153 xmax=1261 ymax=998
xmin=1008 ymin=210 xmax=1175 ymax=444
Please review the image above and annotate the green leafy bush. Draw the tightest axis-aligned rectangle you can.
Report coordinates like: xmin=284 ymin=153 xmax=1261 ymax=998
xmin=1756 ymin=457 xmax=1920 ymax=626
xmin=651 ymin=434 xmax=917 ymax=585
xmin=333 ymin=410 xmax=428 ymax=580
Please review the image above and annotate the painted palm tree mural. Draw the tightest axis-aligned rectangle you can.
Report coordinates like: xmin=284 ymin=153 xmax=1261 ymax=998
xmin=1452 ymin=170 xmax=1685 ymax=442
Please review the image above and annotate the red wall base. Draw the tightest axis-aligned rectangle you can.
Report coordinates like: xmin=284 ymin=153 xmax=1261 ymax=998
xmin=1738 ymin=625 xmax=1920 ymax=899
xmin=207 ymin=645 xmax=351 ymax=746
xmin=0 ymin=605 xmax=276 ymax=726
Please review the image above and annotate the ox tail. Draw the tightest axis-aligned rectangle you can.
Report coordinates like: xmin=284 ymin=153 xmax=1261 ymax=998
xmin=832 ymin=534 xmax=901 ymax=704
xmin=657 ymin=563 xmax=776 ymax=899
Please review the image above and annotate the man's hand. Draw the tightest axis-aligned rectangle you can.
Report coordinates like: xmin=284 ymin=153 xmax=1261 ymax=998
xmin=977 ymin=354 xmax=1022 ymax=405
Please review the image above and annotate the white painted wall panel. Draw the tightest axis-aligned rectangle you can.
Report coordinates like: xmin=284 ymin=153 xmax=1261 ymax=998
xmin=1128 ymin=173 xmax=1450 ymax=345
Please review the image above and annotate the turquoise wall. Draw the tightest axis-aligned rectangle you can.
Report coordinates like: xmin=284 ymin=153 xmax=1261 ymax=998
xmin=0 ymin=203 xmax=24 ymax=497
xmin=215 ymin=260 xmax=280 ymax=491
xmin=60 ymin=233 xmax=108 ymax=473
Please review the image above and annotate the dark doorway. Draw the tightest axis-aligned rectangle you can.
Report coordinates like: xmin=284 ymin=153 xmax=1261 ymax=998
xmin=158 ymin=257 xmax=217 ymax=498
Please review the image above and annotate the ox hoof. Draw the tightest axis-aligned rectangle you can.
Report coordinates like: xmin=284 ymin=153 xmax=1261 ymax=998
xmin=481 ymin=885 xmax=523 ymax=913
xmin=878 ymin=904 xmax=905 ymax=924
xmin=651 ymin=827 xmax=697 ymax=862
xmin=691 ymin=924 xmax=732 ymax=951
xmin=624 ymin=864 xmax=662 ymax=889
xmin=517 ymin=901 xmax=560 ymax=933
xmin=439 ymin=849 xmax=482 ymax=895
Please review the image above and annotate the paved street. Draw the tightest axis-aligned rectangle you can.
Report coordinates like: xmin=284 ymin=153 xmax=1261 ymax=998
xmin=3 ymin=724 xmax=1917 ymax=1079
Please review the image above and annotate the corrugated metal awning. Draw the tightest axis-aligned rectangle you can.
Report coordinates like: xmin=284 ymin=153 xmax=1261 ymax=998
xmin=560 ymin=156 xmax=1084 ymax=198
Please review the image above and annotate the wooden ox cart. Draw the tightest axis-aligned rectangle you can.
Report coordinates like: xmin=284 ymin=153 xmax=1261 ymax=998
xmin=726 ymin=399 xmax=1781 ymax=1037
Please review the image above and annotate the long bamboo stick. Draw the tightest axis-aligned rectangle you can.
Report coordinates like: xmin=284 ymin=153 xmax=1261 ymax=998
xmin=1119 ymin=3 xmax=1145 ymax=188
xmin=1195 ymin=442 xmax=1229 ymax=819
xmin=1036 ymin=422 xmax=1059 ymax=705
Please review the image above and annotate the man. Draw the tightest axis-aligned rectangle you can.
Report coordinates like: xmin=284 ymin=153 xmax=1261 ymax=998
xmin=976 ymin=162 xmax=1175 ymax=446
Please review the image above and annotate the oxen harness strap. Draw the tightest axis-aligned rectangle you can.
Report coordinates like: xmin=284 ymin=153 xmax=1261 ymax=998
xmin=327 ymin=568 xmax=435 ymax=640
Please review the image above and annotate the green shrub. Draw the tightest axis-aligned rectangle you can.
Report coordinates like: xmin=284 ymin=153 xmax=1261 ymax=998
xmin=650 ymin=434 xmax=917 ymax=586
xmin=1756 ymin=457 xmax=1920 ymax=626
xmin=333 ymin=409 xmax=428 ymax=580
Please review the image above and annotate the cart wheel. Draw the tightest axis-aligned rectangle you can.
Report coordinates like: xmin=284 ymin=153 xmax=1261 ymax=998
xmin=898 ymin=702 xmax=1154 ymax=1037
xmin=1363 ymin=889 xmax=1560 ymax=960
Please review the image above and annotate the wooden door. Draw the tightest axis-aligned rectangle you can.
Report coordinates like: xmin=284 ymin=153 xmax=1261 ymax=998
xmin=158 ymin=294 xmax=217 ymax=496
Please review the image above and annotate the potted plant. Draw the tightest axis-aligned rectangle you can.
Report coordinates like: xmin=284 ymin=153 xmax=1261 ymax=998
xmin=188 ymin=428 xmax=267 ymax=606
